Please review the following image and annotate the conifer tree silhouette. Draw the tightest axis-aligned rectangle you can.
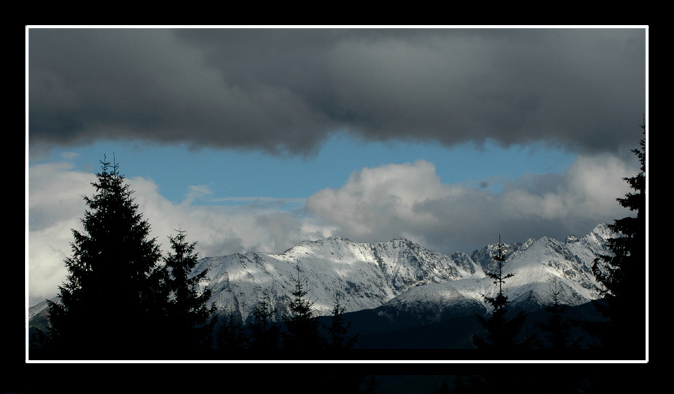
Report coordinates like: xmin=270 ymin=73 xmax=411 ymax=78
xmin=153 ymin=229 xmax=215 ymax=356
xmin=46 ymin=156 xmax=162 ymax=358
xmin=282 ymin=265 xmax=322 ymax=352
xmin=472 ymin=235 xmax=528 ymax=351
xmin=324 ymin=291 xmax=359 ymax=351
xmin=536 ymin=278 xmax=582 ymax=350
xmin=591 ymin=121 xmax=646 ymax=359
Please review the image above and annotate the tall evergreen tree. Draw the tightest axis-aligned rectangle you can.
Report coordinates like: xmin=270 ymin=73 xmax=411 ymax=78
xmin=591 ymin=122 xmax=646 ymax=358
xmin=155 ymin=229 xmax=215 ymax=355
xmin=46 ymin=157 xmax=163 ymax=358
xmin=472 ymin=236 xmax=528 ymax=351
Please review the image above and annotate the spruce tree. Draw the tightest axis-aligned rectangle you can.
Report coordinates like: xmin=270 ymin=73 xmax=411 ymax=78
xmin=591 ymin=122 xmax=646 ymax=358
xmin=324 ymin=291 xmax=358 ymax=351
xmin=282 ymin=265 xmax=322 ymax=352
xmin=155 ymin=229 xmax=215 ymax=356
xmin=472 ymin=236 xmax=528 ymax=352
xmin=46 ymin=157 xmax=162 ymax=358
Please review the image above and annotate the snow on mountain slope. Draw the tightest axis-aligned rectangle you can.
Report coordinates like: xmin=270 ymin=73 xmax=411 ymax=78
xmin=194 ymin=224 xmax=614 ymax=324
xmin=194 ymin=236 xmax=483 ymax=323
xmin=381 ymin=224 xmax=613 ymax=321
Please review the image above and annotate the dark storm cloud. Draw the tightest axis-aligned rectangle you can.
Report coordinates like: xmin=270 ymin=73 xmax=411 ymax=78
xmin=28 ymin=27 xmax=646 ymax=155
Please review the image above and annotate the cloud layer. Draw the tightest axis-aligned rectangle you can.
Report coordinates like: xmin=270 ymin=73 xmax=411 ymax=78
xmin=29 ymin=27 xmax=646 ymax=156
xmin=306 ymin=156 xmax=635 ymax=253
xmin=28 ymin=154 xmax=636 ymax=306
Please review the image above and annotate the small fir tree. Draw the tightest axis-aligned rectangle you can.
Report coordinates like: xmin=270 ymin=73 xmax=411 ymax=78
xmin=536 ymin=278 xmax=582 ymax=350
xmin=324 ymin=291 xmax=358 ymax=351
xmin=155 ymin=229 xmax=215 ymax=354
xmin=282 ymin=265 xmax=322 ymax=351
xmin=472 ymin=235 xmax=528 ymax=351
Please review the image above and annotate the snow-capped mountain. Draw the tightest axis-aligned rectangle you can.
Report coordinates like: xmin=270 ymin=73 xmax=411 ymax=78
xmin=379 ymin=224 xmax=613 ymax=323
xmin=27 ymin=223 xmax=617 ymax=350
xmin=194 ymin=236 xmax=484 ymax=323
xmin=195 ymin=223 xmax=614 ymax=325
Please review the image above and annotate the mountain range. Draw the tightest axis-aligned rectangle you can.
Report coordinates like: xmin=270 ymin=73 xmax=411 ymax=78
xmin=29 ymin=223 xmax=615 ymax=351
xmin=196 ymin=223 xmax=611 ymax=322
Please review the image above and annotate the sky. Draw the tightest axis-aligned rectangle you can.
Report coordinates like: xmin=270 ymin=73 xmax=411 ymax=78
xmin=26 ymin=26 xmax=647 ymax=307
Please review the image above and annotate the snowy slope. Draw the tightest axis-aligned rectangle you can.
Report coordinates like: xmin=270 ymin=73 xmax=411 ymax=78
xmin=194 ymin=224 xmax=614 ymax=323
xmin=380 ymin=224 xmax=613 ymax=321
xmin=193 ymin=236 xmax=484 ymax=323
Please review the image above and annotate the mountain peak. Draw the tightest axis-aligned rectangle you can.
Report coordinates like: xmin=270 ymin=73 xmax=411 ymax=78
xmin=322 ymin=235 xmax=348 ymax=242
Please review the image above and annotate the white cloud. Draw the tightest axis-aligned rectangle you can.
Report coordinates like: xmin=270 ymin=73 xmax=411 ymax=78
xmin=306 ymin=156 xmax=637 ymax=254
xmin=28 ymin=162 xmax=91 ymax=306
xmin=306 ymin=160 xmax=448 ymax=239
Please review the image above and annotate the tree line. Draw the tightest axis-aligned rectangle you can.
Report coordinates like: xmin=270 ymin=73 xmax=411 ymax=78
xmin=211 ymin=265 xmax=359 ymax=357
xmin=31 ymin=123 xmax=645 ymax=370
